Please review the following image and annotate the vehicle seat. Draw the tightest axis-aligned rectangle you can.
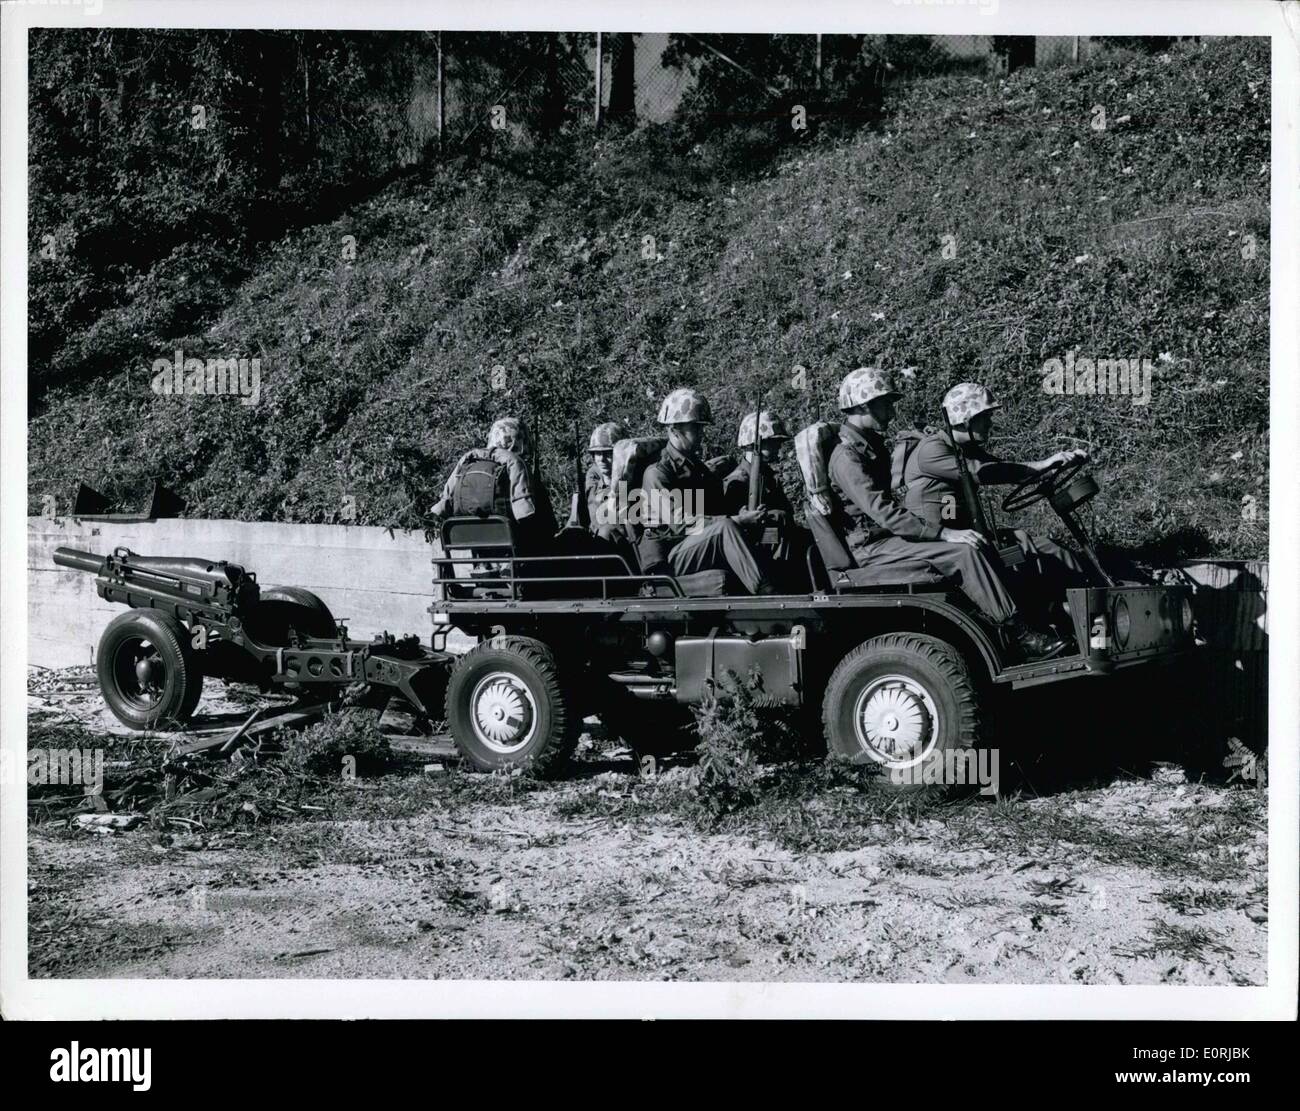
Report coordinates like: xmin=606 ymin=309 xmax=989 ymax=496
xmin=793 ymin=422 xmax=947 ymax=591
xmin=435 ymin=515 xmax=518 ymax=600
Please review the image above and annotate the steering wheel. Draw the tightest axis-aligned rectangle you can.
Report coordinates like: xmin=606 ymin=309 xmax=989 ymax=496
xmin=1001 ymin=454 xmax=1090 ymax=513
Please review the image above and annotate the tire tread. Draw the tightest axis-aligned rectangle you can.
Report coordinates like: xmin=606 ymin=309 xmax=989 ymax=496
xmin=445 ymin=635 xmax=576 ymax=776
xmin=821 ymin=632 xmax=982 ymax=780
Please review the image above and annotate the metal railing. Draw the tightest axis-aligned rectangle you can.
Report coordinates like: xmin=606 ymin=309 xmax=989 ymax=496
xmin=432 ymin=550 xmax=688 ymax=601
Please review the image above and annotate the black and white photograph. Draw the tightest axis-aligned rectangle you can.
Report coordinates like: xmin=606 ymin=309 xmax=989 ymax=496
xmin=2 ymin=0 xmax=1295 ymax=1031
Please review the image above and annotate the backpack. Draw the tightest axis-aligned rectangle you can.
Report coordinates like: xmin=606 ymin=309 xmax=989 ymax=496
xmin=609 ymin=437 xmax=668 ymax=539
xmin=451 ymin=451 xmax=512 ymax=518
xmin=891 ymin=430 xmax=926 ymax=497
xmin=793 ymin=421 xmax=841 ymax=516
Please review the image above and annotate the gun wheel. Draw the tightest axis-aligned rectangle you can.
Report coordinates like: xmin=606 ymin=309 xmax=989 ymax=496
xmin=97 ymin=610 xmax=203 ymax=730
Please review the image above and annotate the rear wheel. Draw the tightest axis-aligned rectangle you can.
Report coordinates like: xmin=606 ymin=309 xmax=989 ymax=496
xmin=822 ymin=633 xmax=984 ymax=795
xmin=96 ymin=610 xmax=204 ymax=729
xmin=445 ymin=636 xmax=576 ymax=775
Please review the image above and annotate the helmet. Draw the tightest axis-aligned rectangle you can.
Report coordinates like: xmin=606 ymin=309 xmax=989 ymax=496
xmin=942 ymin=382 xmax=1000 ymax=426
xmin=737 ymin=410 xmax=792 ymax=448
xmin=837 ymin=367 xmax=901 ymax=412
xmin=656 ymin=387 xmax=713 ymax=425
xmin=487 ymin=416 xmax=532 ymax=458
xmin=588 ymin=420 xmax=629 ymax=453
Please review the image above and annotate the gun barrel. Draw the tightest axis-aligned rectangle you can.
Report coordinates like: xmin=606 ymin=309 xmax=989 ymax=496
xmin=53 ymin=547 xmax=106 ymax=574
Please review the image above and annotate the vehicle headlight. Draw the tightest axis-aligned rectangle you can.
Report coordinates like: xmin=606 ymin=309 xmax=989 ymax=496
xmin=1112 ymin=598 xmax=1131 ymax=648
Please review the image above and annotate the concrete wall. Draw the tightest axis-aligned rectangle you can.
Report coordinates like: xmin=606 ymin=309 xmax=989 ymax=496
xmin=28 ymin=517 xmax=458 ymax=668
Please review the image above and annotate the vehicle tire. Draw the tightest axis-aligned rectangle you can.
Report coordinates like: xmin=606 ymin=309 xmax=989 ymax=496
xmin=822 ymin=632 xmax=984 ymax=795
xmin=445 ymin=636 xmax=577 ymax=775
xmin=96 ymin=610 xmax=204 ymax=730
xmin=245 ymin=586 xmax=338 ymax=644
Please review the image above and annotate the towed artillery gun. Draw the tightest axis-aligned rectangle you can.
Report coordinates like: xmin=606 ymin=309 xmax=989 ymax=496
xmin=54 ymin=446 xmax=1198 ymax=789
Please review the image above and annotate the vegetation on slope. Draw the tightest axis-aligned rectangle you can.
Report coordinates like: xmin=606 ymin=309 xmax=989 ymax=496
xmin=29 ymin=38 xmax=1268 ymax=559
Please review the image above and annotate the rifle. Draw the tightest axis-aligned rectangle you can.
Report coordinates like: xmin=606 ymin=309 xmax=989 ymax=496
xmin=942 ymin=406 xmax=1024 ymax=567
xmin=745 ymin=394 xmax=783 ymax=548
xmin=746 ymin=393 xmax=765 ymax=512
xmin=565 ymin=422 xmax=590 ymax=531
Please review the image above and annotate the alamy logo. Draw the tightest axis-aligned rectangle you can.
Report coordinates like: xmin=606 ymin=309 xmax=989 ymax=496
xmin=3 ymin=747 xmax=105 ymax=790
xmin=1039 ymin=353 xmax=1152 ymax=406
xmin=888 ymin=747 xmax=1000 ymax=796
xmin=594 ymin=482 xmax=705 ymax=530
xmin=50 ymin=1043 xmax=151 ymax=1091
xmin=151 ymin=349 xmax=261 ymax=407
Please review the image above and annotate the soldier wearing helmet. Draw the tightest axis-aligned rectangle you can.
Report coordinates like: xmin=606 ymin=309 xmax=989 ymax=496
xmin=900 ymin=382 xmax=1089 ymax=589
xmin=431 ymin=415 xmax=556 ymax=548
xmin=721 ymin=410 xmax=794 ymax=518
xmin=720 ymin=410 xmax=812 ymax=589
xmin=826 ymin=368 xmax=1065 ymax=661
xmin=640 ymin=387 xmax=775 ymax=595
xmin=584 ymin=420 xmax=629 ymax=541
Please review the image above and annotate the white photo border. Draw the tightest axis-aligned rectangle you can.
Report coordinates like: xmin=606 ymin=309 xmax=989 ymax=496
xmin=2 ymin=0 xmax=1295 ymax=1021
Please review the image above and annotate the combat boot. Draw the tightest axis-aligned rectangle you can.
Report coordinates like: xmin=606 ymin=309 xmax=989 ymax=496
xmin=1007 ymin=616 xmax=1068 ymax=662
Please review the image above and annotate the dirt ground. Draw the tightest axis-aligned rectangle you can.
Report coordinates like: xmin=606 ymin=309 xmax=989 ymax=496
xmin=27 ymin=667 xmax=1267 ymax=985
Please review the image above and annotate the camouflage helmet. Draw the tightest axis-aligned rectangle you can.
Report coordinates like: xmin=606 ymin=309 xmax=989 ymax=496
xmin=487 ymin=416 xmax=532 ymax=458
xmin=837 ymin=367 xmax=901 ymax=412
xmin=942 ymin=382 xmax=1000 ymax=426
xmin=656 ymin=387 xmax=713 ymax=425
xmin=588 ymin=420 xmax=629 ymax=453
xmin=737 ymin=410 xmax=792 ymax=448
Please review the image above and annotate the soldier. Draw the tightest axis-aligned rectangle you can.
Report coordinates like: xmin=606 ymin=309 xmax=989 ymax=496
xmin=827 ymin=368 xmax=1065 ymax=661
xmin=901 ymin=382 xmax=1090 ymax=588
xmin=721 ymin=410 xmax=795 ymax=518
xmin=585 ymin=420 xmax=629 ymax=542
xmin=430 ymin=416 xmax=557 ymax=550
xmin=722 ymin=410 xmax=810 ymax=589
xmin=640 ymin=388 xmax=775 ymax=595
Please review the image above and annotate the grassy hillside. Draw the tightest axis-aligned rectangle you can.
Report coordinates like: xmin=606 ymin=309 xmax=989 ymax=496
xmin=29 ymin=38 xmax=1269 ymax=559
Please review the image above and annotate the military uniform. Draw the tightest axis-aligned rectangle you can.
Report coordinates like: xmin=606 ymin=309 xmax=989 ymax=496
xmin=639 ymin=389 xmax=773 ymax=594
xmin=431 ymin=418 xmax=556 ymax=549
xmin=584 ymin=460 xmax=619 ymax=539
xmin=720 ymin=457 xmax=794 ymax=518
xmin=901 ymin=428 xmax=1087 ymax=586
xmin=720 ymin=456 xmax=811 ymax=590
xmin=583 ymin=421 xmax=629 ymax=543
xmin=640 ymin=441 xmax=771 ymax=593
xmin=827 ymin=422 xmax=1019 ymax=624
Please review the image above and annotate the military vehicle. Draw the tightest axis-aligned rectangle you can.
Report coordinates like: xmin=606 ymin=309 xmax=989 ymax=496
xmin=54 ymin=443 xmax=1197 ymax=789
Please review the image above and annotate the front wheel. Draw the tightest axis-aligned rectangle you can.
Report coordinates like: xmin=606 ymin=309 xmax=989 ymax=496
xmin=96 ymin=610 xmax=204 ymax=729
xmin=822 ymin=633 xmax=984 ymax=794
xmin=445 ymin=636 xmax=577 ymax=775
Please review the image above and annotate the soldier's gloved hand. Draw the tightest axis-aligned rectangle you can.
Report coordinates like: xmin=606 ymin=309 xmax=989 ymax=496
xmin=940 ymin=527 xmax=987 ymax=549
xmin=733 ymin=506 xmax=766 ymax=528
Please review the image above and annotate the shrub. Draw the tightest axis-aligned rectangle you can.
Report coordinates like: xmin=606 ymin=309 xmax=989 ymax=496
xmin=690 ymin=669 xmax=804 ymax=814
xmin=282 ymin=708 xmax=394 ymax=778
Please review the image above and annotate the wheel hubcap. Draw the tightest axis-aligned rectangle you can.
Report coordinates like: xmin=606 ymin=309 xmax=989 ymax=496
xmin=113 ymin=637 xmax=166 ymax=710
xmin=852 ymin=674 xmax=940 ymax=768
xmin=470 ymin=672 xmax=538 ymax=754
